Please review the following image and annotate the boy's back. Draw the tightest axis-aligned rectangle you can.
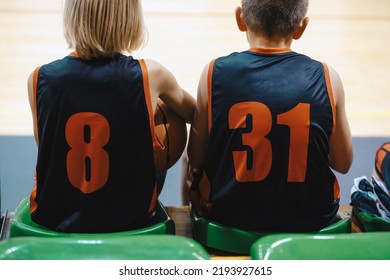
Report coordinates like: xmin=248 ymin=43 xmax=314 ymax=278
xmin=205 ymin=49 xmax=338 ymax=231
xmin=32 ymin=54 xmax=157 ymax=232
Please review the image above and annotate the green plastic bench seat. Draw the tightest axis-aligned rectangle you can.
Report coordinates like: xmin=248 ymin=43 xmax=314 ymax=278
xmin=353 ymin=207 xmax=390 ymax=232
xmin=250 ymin=232 xmax=390 ymax=260
xmin=0 ymin=235 xmax=210 ymax=260
xmin=10 ymin=197 xmax=175 ymax=238
xmin=190 ymin=206 xmax=351 ymax=254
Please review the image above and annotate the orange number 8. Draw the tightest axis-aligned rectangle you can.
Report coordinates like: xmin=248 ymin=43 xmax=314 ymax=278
xmin=65 ymin=112 xmax=110 ymax=194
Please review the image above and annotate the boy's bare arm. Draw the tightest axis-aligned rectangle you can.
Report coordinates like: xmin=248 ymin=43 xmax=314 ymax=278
xmin=328 ymin=66 xmax=353 ymax=174
xmin=144 ymin=59 xmax=195 ymax=123
xmin=27 ymin=70 xmax=38 ymax=145
xmin=188 ymin=63 xmax=210 ymax=169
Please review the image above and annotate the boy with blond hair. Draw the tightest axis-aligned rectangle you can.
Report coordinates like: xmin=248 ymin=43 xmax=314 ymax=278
xmin=28 ymin=0 xmax=195 ymax=232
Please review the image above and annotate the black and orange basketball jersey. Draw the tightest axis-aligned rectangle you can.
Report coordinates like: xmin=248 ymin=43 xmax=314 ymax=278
xmin=30 ymin=53 xmax=159 ymax=232
xmin=204 ymin=49 xmax=340 ymax=231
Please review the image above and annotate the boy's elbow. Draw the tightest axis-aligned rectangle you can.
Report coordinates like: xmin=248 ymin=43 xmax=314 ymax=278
xmin=330 ymin=153 xmax=353 ymax=174
xmin=183 ymin=96 xmax=196 ymax=124
xmin=185 ymin=108 xmax=195 ymax=124
xmin=334 ymin=164 xmax=351 ymax=174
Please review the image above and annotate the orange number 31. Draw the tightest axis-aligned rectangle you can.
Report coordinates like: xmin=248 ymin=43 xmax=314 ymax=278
xmin=228 ymin=102 xmax=310 ymax=183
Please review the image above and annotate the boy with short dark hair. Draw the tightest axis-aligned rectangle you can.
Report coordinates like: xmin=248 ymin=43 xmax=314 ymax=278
xmin=187 ymin=0 xmax=353 ymax=231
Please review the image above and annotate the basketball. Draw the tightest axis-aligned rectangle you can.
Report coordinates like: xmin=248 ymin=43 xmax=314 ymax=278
xmin=154 ymin=99 xmax=188 ymax=173
xmin=375 ymin=142 xmax=390 ymax=189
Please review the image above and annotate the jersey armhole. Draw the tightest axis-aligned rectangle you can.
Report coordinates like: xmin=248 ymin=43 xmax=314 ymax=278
xmin=139 ymin=59 xmax=163 ymax=151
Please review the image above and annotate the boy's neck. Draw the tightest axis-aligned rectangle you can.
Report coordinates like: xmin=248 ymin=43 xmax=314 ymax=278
xmin=247 ymin=32 xmax=293 ymax=50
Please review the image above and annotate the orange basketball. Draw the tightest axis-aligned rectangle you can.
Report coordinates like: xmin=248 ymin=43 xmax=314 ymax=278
xmin=375 ymin=142 xmax=390 ymax=178
xmin=154 ymin=100 xmax=188 ymax=173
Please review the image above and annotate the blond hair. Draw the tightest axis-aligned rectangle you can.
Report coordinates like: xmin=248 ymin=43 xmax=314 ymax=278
xmin=64 ymin=0 xmax=147 ymax=59
xmin=242 ymin=0 xmax=309 ymax=38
